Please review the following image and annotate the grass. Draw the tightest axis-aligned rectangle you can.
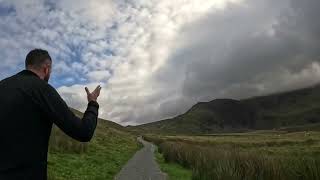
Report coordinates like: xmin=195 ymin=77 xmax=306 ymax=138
xmin=155 ymin=148 xmax=192 ymax=180
xmin=145 ymin=131 xmax=320 ymax=180
xmin=48 ymin=116 xmax=140 ymax=180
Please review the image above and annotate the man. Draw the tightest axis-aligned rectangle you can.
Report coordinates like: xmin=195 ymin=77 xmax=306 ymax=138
xmin=0 ymin=49 xmax=101 ymax=180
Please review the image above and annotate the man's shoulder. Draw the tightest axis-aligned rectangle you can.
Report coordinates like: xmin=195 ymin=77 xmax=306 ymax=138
xmin=19 ymin=73 xmax=50 ymax=89
xmin=2 ymin=72 xmax=54 ymax=92
xmin=29 ymin=78 xmax=56 ymax=93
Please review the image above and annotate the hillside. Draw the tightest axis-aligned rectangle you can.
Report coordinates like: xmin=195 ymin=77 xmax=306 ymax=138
xmin=70 ymin=108 xmax=126 ymax=131
xmin=48 ymin=108 xmax=140 ymax=180
xmin=133 ymin=84 xmax=320 ymax=134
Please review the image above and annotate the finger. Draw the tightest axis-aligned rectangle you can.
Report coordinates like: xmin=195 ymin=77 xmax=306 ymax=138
xmin=85 ymin=87 xmax=90 ymax=94
xmin=94 ymin=85 xmax=101 ymax=92
xmin=93 ymin=86 xmax=101 ymax=96
xmin=97 ymin=87 xmax=102 ymax=95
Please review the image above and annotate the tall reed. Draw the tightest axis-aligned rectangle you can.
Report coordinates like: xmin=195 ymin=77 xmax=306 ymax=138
xmin=151 ymin=138 xmax=320 ymax=180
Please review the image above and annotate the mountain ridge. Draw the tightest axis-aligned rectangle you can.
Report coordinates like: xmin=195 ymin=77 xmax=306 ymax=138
xmin=132 ymin=83 xmax=320 ymax=134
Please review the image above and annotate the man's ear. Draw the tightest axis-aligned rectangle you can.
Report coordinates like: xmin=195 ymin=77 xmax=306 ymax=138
xmin=43 ymin=66 xmax=47 ymax=74
xmin=44 ymin=66 xmax=49 ymax=75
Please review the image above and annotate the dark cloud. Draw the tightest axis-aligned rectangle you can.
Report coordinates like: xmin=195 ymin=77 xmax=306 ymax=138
xmin=143 ymin=0 xmax=320 ymax=125
xmin=154 ymin=0 xmax=320 ymax=107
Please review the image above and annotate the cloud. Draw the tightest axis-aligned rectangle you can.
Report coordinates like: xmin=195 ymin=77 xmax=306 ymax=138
xmin=1 ymin=0 xmax=320 ymax=125
xmin=54 ymin=0 xmax=115 ymax=25
xmin=172 ymin=0 xmax=320 ymax=101
xmin=87 ymin=70 xmax=111 ymax=82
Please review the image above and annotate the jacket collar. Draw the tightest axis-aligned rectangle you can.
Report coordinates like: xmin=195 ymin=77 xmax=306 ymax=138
xmin=18 ymin=70 xmax=41 ymax=79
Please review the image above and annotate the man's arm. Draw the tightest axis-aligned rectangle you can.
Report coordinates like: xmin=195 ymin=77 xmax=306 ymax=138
xmin=38 ymin=84 xmax=101 ymax=142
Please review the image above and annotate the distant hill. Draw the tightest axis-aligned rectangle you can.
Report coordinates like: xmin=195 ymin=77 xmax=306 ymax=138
xmin=132 ymin=84 xmax=320 ymax=134
xmin=70 ymin=108 xmax=126 ymax=131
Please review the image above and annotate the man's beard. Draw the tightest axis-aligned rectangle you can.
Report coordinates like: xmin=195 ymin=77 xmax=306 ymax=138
xmin=44 ymin=74 xmax=50 ymax=82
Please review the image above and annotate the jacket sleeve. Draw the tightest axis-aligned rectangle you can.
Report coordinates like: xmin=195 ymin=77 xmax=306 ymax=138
xmin=38 ymin=83 xmax=99 ymax=142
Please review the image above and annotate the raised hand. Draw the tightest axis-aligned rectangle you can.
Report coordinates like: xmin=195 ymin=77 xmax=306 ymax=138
xmin=85 ymin=85 xmax=102 ymax=102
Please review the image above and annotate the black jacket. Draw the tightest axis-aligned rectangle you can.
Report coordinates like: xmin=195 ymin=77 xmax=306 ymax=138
xmin=0 ymin=70 xmax=99 ymax=180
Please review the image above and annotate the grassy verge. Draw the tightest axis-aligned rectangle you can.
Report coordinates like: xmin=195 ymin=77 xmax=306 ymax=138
xmin=145 ymin=131 xmax=320 ymax=180
xmin=48 ymin=120 xmax=140 ymax=180
xmin=155 ymin=149 xmax=192 ymax=180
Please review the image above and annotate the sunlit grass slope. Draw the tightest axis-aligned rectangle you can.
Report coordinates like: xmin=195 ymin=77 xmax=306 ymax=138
xmin=48 ymin=108 xmax=140 ymax=180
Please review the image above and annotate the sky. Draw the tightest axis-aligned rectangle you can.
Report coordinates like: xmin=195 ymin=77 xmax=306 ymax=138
xmin=0 ymin=0 xmax=320 ymax=125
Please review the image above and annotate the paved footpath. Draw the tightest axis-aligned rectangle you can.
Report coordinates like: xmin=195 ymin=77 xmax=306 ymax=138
xmin=114 ymin=137 xmax=167 ymax=180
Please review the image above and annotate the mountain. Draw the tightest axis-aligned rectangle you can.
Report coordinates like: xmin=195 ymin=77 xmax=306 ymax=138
xmin=70 ymin=108 xmax=126 ymax=131
xmin=132 ymin=84 xmax=320 ymax=134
